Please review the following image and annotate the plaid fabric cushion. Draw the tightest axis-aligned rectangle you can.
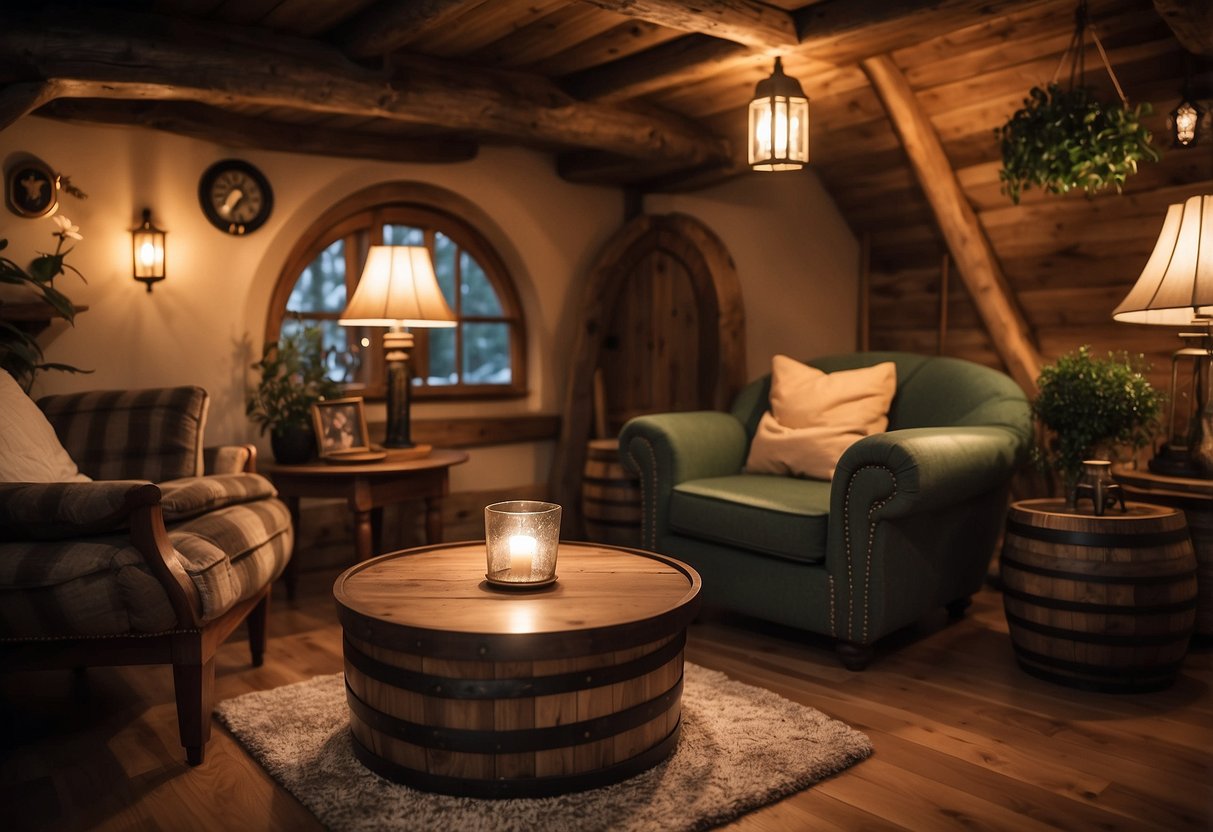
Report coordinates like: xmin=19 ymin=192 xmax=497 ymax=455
xmin=0 ymin=496 xmax=293 ymax=636
xmin=204 ymin=444 xmax=253 ymax=475
xmin=37 ymin=387 xmax=208 ymax=482
xmin=0 ymin=481 xmax=152 ymax=540
xmin=159 ymin=474 xmax=277 ymax=524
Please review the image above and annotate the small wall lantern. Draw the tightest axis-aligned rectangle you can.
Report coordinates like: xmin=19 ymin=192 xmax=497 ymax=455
xmin=132 ymin=208 xmax=166 ymax=292
xmin=1170 ymin=95 xmax=1203 ymax=148
xmin=484 ymin=501 xmax=561 ymax=588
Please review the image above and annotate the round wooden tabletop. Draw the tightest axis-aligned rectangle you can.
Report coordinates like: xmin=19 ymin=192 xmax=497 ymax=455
xmin=334 ymin=541 xmax=701 ymax=660
xmin=263 ymin=448 xmax=468 ymax=476
xmin=1010 ymin=497 xmax=1178 ymax=522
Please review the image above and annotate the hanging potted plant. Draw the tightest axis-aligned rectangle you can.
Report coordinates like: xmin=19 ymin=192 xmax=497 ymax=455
xmin=1032 ymin=345 xmax=1162 ymax=503
xmin=996 ymin=2 xmax=1159 ymax=204
xmin=246 ymin=325 xmax=342 ymax=464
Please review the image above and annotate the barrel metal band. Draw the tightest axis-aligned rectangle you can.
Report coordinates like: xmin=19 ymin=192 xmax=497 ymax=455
xmin=345 ymin=673 xmax=683 ymax=754
xmin=1002 ymin=585 xmax=1198 ymax=616
xmin=1000 ymin=553 xmax=1196 ymax=586
xmin=1011 ymin=644 xmax=1186 ymax=679
xmin=1004 ymin=611 xmax=1193 ymax=647
xmin=1006 ymin=518 xmax=1190 ymax=549
xmin=344 ymin=631 xmax=684 ymax=699
xmin=350 ymin=719 xmax=681 ymax=799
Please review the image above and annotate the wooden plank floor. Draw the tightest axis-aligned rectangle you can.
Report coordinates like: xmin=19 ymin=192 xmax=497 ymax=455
xmin=2 ymin=568 xmax=1210 ymax=831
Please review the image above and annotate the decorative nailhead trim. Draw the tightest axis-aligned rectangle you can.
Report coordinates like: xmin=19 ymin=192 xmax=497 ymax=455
xmin=0 ymin=627 xmax=201 ymax=643
xmin=827 ymin=573 xmax=836 ymax=638
xmin=840 ymin=464 xmax=896 ymax=643
xmin=627 ymin=438 xmax=659 ymax=551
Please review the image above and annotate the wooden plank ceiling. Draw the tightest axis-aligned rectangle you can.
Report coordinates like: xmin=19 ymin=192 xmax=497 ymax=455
xmin=2 ymin=0 xmax=1210 ymax=388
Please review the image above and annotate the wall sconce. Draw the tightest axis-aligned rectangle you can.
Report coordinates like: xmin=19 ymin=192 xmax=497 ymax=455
xmin=748 ymin=57 xmax=810 ymax=171
xmin=132 ymin=209 xmax=166 ymax=292
xmin=1170 ymin=94 xmax=1203 ymax=148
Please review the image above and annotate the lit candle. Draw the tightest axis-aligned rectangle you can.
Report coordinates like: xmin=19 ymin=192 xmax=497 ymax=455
xmin=508 ymin=534 xmax=537 ymax=579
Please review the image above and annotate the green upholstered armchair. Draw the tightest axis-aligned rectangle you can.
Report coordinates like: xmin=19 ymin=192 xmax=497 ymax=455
xmin=0 ymin=386 xmax=293 ymax=764
xmin=619 ymin=352 xmax=1032 ymax=669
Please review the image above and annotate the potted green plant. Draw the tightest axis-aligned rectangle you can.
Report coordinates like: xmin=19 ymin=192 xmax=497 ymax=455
xmin=1033 ymin=345 xmax=1162 ymax=502
xmin=0 ymin=215 xmax=89 ymax=391
xmin=246 ymin=326 xmax=342 ymax=463
xmin=996 ymin=83 xmax=1158 ymax=204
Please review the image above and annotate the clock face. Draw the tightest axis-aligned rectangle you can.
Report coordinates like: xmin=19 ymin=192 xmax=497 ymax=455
xmin=198 ymin=160 xmax=273 ymax=235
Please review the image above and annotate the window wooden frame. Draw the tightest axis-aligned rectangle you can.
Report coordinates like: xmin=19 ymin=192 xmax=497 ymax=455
xmin=267 ymin=187 xmax=527 ymax=402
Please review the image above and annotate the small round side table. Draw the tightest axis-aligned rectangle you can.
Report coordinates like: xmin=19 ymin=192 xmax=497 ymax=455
xmin=1112 ymin=464 xmax=1213 ymax=638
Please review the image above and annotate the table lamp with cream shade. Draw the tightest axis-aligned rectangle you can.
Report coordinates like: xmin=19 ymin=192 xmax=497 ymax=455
xmin=1113 ymin=194 xmax=1213 ymax=476
xmin=339 ymin=245 xmax=456 ymax=450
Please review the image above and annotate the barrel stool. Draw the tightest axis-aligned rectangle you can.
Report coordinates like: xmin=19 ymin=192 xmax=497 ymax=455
xmin=581 ymin=438 xmax=642 ymax=547
xmin=1000 ymin=498 xmax=1197 ymax=693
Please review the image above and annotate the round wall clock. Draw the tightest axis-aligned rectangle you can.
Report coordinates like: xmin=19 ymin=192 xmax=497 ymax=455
xmin=198 ymin=159 xmax=273 ymax=235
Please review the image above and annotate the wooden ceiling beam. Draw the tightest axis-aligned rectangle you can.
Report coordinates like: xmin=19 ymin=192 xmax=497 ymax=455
xmin=34 ymin=99 xmax=478 ymax=164
xmin=0 ymin=12 xmax=729 ymax=166
xmin=576 ymin=0 xmax=797 ymax=50
xmin=860 ymin=53 xmax=1042 ymax=394
xmin=568 ymin=0 xmax=1054 ymax=102
xmin=1152 ymin=0 xmax=1213 ymax=56
xmin=332 ymin=0 xmax=481 ymax=59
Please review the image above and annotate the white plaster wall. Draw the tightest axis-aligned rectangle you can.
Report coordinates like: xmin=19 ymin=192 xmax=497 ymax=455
xmin=646 ymin=171 xmax=859 ymax=379
xmin=2 ymin=117 xmax=858 ymax=494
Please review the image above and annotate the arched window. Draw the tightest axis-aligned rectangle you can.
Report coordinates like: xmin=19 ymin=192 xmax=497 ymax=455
xmin=267 ymin=187 xmax=526 ymax=400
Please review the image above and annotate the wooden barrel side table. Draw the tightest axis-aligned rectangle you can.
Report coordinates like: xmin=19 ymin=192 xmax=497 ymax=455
xmin=1000 ymin=499 xmax=1197 ymax=693
xmin=1112 ymin=464 xmax=1213 ymax=637
xmin=333 ymin=541 xmax=701 ymax=798
xmin=581 ymin=438 xmax=642 ymax=548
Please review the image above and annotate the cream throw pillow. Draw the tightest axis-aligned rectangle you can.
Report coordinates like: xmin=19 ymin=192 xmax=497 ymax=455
xmin=744 ymin=356 xmax=897 ymax=480
xmin=0 ymin=371 xmax=91 ymax=483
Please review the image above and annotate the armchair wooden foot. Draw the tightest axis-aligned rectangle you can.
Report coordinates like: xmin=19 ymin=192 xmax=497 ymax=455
xmin=247 ymin=594 xmax=269 ymax=668
xmin=836 ymin=640 xmax=875 ymax=671
xmin=173 ymin=655 xmax=215 ymax=767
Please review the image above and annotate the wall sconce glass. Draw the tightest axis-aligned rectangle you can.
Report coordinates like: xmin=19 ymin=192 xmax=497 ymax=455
xmin=748 ymin=57 xmax=809 ymax=172
xmin=1113 ymin=194 xmax=1213 ymax=476
xmin=484 ymin=501 xmax=561 ymax=589
xmin=132 ymin=209 xmax=166 ymax=293
xmin=1170 ymin=95 xmax=1203 ymax=148
xmin=338 ymin=245 xmax=457 ymax=449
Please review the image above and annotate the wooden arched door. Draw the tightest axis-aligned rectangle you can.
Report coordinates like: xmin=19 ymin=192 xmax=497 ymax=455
xmin=552 ymin=213 xmax=746 ymax=531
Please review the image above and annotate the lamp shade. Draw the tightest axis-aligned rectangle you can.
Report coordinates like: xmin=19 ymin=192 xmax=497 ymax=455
xmin=1112 ymin=195 xmax=1213 ymax=326
xmin=338 ymin=245 xmax=457 ymax=327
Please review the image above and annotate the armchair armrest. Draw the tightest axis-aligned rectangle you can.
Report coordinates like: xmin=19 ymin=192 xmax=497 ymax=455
xmin=204 ymin=444 xmax=257 ymax=475
xmin=620 ymin=411 xmax=748 ymax=550
xmin=0 ymin=480 xmax=160 ymax=541
xmin=833 ymin=426 xmax=1025 ymax=519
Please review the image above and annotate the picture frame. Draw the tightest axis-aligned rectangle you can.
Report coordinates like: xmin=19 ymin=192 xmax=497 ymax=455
xmin=6 ymin=158 xmax=59 ymax=219
xmin=311 ymin=397 xmax=372 ymax=458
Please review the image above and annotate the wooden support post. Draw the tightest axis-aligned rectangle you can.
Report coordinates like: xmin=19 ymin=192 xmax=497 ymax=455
xmin=861 ymin=54 xmax=1041 ymax=394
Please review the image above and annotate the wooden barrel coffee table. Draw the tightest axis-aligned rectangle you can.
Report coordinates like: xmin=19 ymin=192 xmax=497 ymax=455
xmin=333 ymin=541 xmax=701 ymax=798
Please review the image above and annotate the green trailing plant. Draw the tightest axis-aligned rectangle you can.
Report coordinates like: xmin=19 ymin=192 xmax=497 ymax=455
xmin=997 ymin=83 xmax=1159 ymax=204
xmin=1032 ymin=345 xmax=1162 ymax=492
xmin=0 ymin=215 xmax=90 ymax=392
xmin=245 ymin=326 xmax=342 ymax=435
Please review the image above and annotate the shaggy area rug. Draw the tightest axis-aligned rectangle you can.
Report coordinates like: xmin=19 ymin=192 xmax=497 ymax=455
xmin=215 ymin=663 xmax=872 ymax=832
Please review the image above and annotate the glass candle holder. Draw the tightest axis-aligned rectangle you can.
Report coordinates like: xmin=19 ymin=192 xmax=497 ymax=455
xmin=485 ymin=501 xmax=561 ymax=587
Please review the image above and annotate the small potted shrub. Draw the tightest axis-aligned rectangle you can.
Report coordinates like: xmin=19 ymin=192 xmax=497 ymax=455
xmin=246 ymin=326 xmax=342 ymax=463
xmin=1032 ymin=345 xmax=1162 ymax=503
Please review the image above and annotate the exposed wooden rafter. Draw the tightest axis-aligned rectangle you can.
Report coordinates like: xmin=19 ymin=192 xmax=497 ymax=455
xmin=35 ymin=100 xmax=478 ymax=165
xmin=576 ymin=0 xmax=798 ymax=50
xmin=1152 ymin=0 xmax=1213 ymax=56
xmin=0 ymin=12 xmax=730 ymax=167
xmin=860 ymin=53 xmax=1042 ymax=394
xmin=332 ymin=0 xmax=476 ymax=59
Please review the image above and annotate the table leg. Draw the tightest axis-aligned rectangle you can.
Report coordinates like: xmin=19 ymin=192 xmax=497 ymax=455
xmin=354 ymin=509 xmax=374 ymax=563
xmin=371 ymin=507 xmax=385 ymax=557
xmin=425 ymin=496 xmax=443 ymax=544
xmin=283 ymin=496 xmax=300 ymax=601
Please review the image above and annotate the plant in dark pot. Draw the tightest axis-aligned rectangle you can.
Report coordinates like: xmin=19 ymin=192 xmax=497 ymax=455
xmin=1032 ymin=346 xmax=1162 ymax=505
xmin=246 ymin=326 xmax=342 ymax=464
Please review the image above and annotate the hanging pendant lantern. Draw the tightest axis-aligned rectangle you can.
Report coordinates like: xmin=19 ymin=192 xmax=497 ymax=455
xmin=1170 ymin=94 xmax=1203 ymax=148
xmin=748 ymin=57 xmax=809 ymax=172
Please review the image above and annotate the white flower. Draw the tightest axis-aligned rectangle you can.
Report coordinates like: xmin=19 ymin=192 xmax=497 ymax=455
xmin=52 ymin=214 xmax=83 ymax=240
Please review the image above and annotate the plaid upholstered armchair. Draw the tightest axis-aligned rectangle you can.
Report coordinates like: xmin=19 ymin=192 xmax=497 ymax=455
xmin=0 ymin=384 xmax=293 ymax=765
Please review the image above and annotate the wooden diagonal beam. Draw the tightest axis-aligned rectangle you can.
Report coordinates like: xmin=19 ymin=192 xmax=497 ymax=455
xmin=332 ymin=0 xmax=477 ymax=59
xmin=35 ymin=100 xmax=478 ymax=164
xmin=0 ymin=12 xmax=729 ymax=166
xmin=577 ymin=0 xmax=797 ymax=50
xmin=860 ymin=54 xmax=1041 ymax=394
xmin=1152 ymin=0 xmax=1213 ymax=56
